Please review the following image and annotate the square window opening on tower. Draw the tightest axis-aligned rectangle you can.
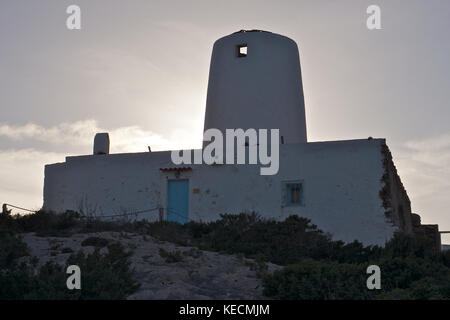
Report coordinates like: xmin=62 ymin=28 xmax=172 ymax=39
xmin=237 ymin=44 xmax=247 ymax=57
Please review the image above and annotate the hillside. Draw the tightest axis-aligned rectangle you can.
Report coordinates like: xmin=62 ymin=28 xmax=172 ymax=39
xmin=21 ymin=231 xmax=280 ymax=299
xmin=1 ymin=211 xmax=449 ymax=300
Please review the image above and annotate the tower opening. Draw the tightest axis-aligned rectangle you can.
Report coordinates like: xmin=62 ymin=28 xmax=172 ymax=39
xmin=237 ymin=44 xmax=247 ymax=57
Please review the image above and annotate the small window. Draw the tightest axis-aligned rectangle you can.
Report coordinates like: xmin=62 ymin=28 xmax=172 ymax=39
xmin=237 ymin=44 xmax=247 ymax=57
xmin=285 ymin=183 xmax=303 ymax=206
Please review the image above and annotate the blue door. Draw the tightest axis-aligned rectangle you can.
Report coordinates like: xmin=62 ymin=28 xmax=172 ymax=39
xmin=167 ymin=180 xmax=189 ymax=224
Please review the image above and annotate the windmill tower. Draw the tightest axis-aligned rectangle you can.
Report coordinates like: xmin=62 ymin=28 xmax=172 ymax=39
xmin=203 ymin=30 xmax=308 ymax=145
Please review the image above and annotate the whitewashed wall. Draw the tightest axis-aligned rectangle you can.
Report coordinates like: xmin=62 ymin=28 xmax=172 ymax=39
xmin=43 ymin=138 xmax=397 ymax=246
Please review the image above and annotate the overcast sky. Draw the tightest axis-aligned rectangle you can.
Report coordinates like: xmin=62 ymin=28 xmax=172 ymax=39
xmin=0 ymin=0 xmax=449 ymax=241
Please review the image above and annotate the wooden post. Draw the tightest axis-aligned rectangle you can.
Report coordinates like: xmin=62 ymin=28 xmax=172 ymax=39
xmin=2 ymin=204 xmax=10 ymax=215
xmin=159 ymin=207 xmax=164 ymax=222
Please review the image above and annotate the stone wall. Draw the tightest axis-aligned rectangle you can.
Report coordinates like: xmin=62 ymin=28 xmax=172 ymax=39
xmin=380 ymin=142 xmax=414 ymax=233
xmin=379 ymin=144 xmax=441 ymax=249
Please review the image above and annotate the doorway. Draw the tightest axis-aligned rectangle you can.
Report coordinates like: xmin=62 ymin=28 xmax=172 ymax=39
xmin=167 ymin=180 xmax=189 ymax=224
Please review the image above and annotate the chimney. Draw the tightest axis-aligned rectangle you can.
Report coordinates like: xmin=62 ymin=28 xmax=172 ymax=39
xmin=93 ymin=133 xmax=110 ymax=155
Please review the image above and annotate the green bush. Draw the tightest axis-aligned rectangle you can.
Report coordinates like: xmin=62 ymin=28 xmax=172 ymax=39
xmin=0 ymin=231 xmax=29 ymax=270
xmin=0 ymin=232 xmax=139 ymax=300
xmin=146 ymin=221 xmax=190 ymax=245
xmin=263 ymin=233 xmax=450 ymax=300
xmin=179 ymin=213 xmax=378 ymax=265
xmin=159 ymin=248 xmax=183 ymax=263
xmin=0 ymin=210 xmax=80 ymax=237
xmin=64 ymin=243 xmax=140 ymax=299
xmin=263 ymin=259 xmax=370 ymax=300
xmin=61 ymin=247 xmax=74 ymax=254
xmin=183 ymin=248 xmax=203 ymax=259
xmin=81 ymin=236 xmax=109 ymax=248
xmin=183 ymin=213 xmax=331 ymax=264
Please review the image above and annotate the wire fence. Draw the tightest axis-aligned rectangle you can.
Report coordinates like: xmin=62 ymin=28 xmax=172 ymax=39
xmin=3 ymin=203 xmax=38 ymax=213
xmin=2 ymin=202 xmax=190 ymax=222
xmin=88 ymin=206 xmax=160 ymax=219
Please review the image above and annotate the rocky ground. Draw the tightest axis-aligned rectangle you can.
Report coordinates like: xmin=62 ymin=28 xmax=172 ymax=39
xmin=22 ymin=232 xmax=281 ymax=299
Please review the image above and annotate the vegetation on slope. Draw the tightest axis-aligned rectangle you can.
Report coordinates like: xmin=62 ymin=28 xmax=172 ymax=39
xmin=0 ymin=213 xmax=139 ymax=300
xmin=1 ymin=210 xmax=449 ymax=299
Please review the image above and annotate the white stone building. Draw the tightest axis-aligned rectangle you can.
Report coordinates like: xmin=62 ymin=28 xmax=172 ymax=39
xmin=43 ymin=30 xmax=439 ymax=247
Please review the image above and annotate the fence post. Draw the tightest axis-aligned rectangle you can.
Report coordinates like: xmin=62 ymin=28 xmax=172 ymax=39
xmin=159 ymin=207 xmax=164 ymax=222
xmin=2 ymin=204 xmax=12 ymax=215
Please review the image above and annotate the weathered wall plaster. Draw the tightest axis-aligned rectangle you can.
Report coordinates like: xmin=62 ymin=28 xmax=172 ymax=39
xmin=44 ymin=138 xmax=401 ymax=246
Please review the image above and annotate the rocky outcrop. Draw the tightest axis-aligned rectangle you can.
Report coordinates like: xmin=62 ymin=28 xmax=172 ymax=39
xmin=22 ymin=232 xmax=281 ymax=299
